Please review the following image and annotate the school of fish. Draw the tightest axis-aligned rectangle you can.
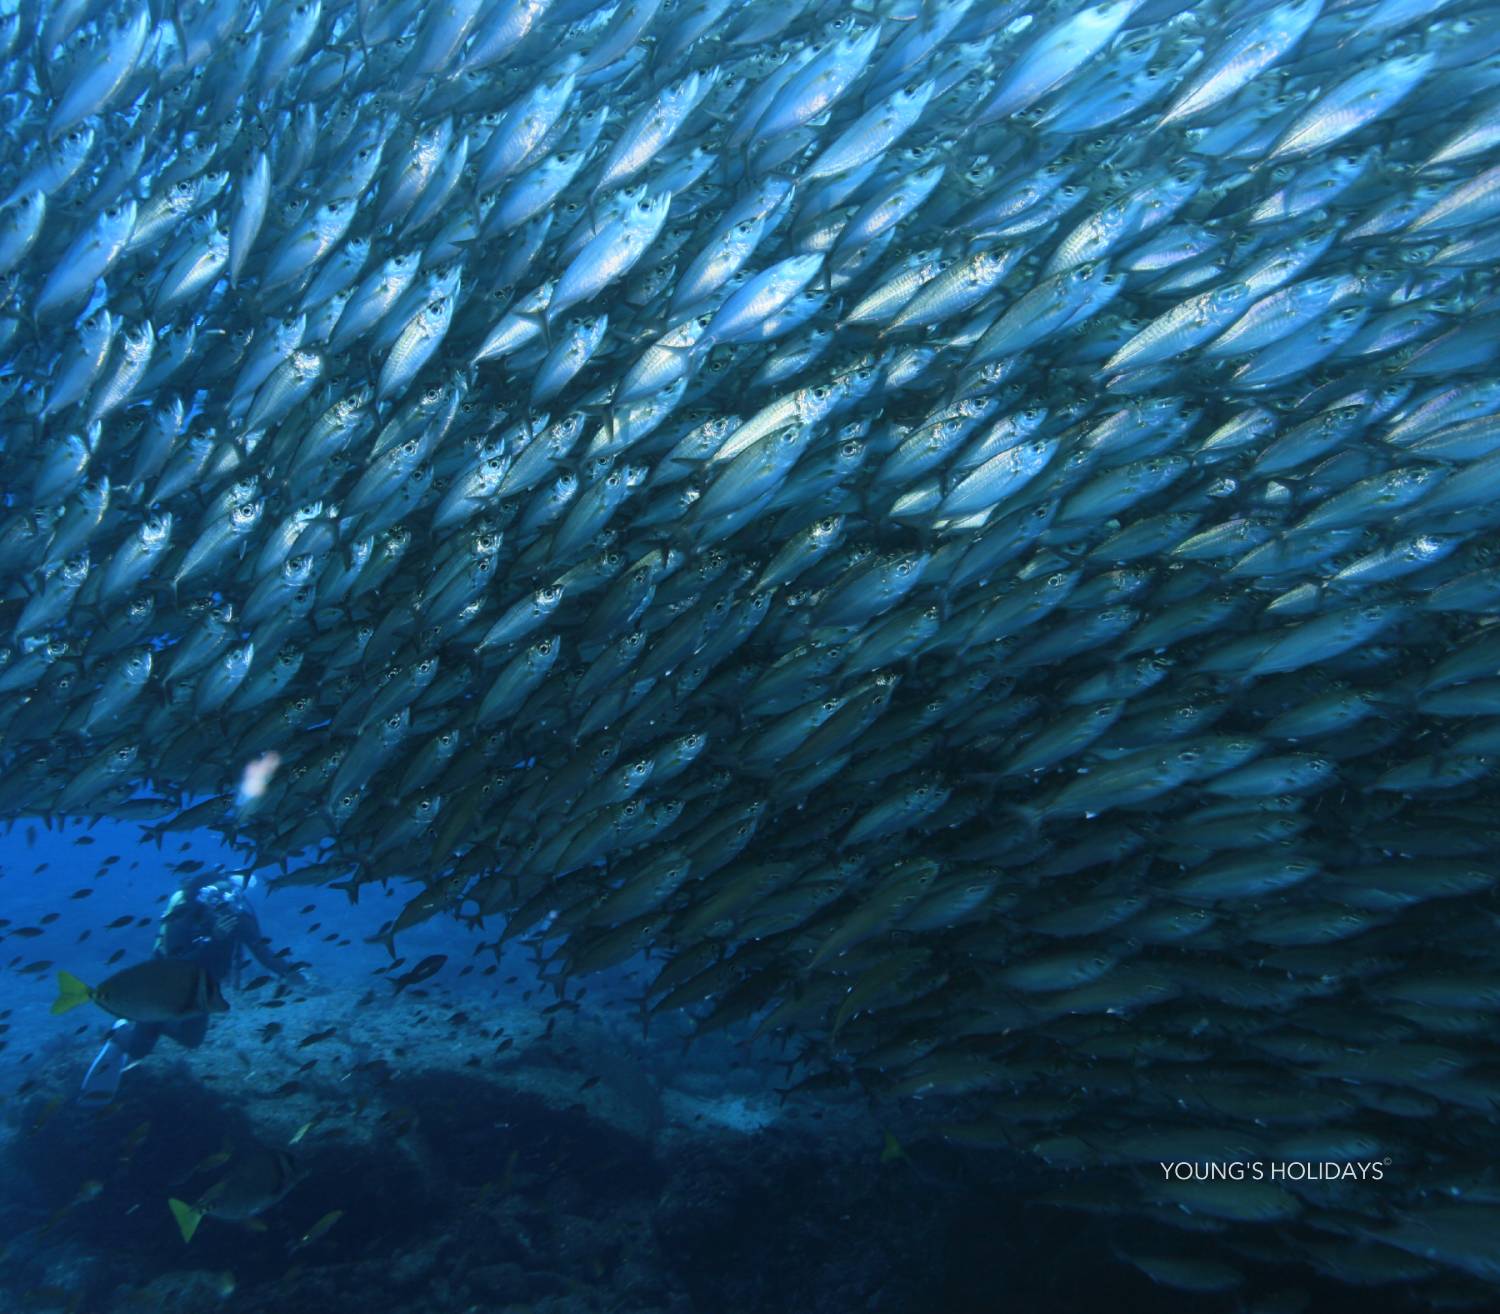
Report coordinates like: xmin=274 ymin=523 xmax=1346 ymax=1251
xmin=3 ymin=0 xmax=1500 ymax=1299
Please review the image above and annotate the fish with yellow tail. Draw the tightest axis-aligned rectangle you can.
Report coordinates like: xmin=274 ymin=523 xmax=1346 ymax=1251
xmin=169 ymin=1144 xmax=304 ymax=1243
xmin=53 ymin=959 xmax=228 ymax=1023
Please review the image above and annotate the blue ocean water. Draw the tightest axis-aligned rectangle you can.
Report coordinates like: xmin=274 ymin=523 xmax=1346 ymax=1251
xmin=1 ymin=816 xmax=1027 ymax=1314
xmin=7 ymin=0 xmax=1500 ymax=1309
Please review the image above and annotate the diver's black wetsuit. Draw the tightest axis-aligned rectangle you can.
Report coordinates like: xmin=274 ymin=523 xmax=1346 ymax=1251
xmin=120 ymin=877 xmax=295 ymax=1060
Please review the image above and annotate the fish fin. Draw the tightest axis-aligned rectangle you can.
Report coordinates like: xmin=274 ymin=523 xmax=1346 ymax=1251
xmin=880 ymin=1130 xmax=907 ymax=1164
xmin=168 ymin=1197 xmax=202 ymax=1243
xmin=51 ymin=970 xmax=92 ymax=1015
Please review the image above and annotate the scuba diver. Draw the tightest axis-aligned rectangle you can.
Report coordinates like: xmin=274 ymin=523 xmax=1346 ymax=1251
xmin=78 ymin=869 xmax=304 ymax=1107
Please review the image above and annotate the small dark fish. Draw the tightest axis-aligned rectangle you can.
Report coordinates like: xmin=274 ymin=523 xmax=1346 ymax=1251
xmin=290 ymin=1208 xmax=344 ymax=1254
xmin=27 ymin=1098 xmax=64 ymax=1140
xmin=183 ymin=1146 xmax=233 ymax=1179
xmin=391 ymin=953 xmax=447 ymax=993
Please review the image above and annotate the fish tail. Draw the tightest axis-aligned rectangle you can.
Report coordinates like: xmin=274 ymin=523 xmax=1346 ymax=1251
xmin=330 ymin=877 xmax=361 ymax=905
xmin=168 ymin=1197 xmax=203 ymax=1243
xmin=880 ymin=1130 xmax=907 ymax=1164
xmin=51 ymin=970 xmax=91 ymax=1015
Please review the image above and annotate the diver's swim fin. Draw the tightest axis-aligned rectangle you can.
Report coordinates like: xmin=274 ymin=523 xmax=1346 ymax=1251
xmin=78 ymin=1035 xmax=127 ymax=1107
